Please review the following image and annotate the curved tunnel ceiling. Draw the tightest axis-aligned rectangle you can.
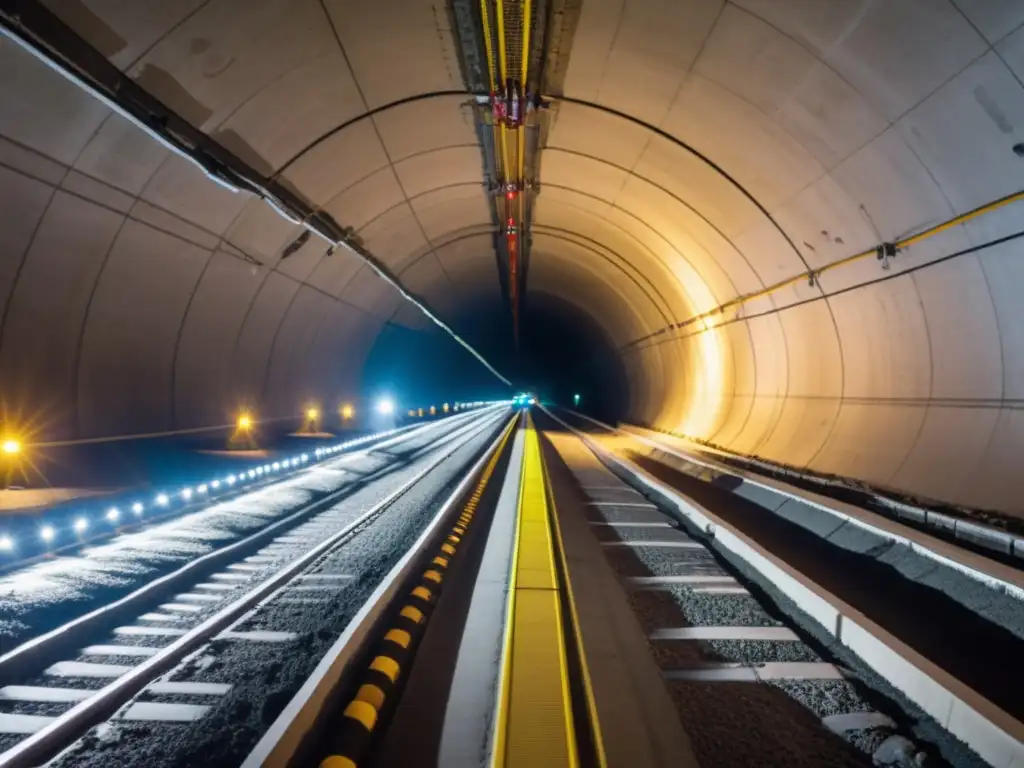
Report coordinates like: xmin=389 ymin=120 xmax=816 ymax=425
xmin=2 ymin=0 xmax=1024 ymax=516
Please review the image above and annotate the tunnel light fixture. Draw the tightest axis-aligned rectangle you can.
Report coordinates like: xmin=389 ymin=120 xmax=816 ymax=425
xmin=48 ymin=421 xmax=415 ymax=545
xmin=340 ymin=403 xmax=354 ymax=420
xmin=0 ymin=535 xmax=12 ymax=552
xmin=573 ymin=393 xmax=581 ymax=406
xmin=377 ymin=397 xmax=395 ymax=416
xmin=306 ymin=407 xmax=319 ymax=421
xmin=237 ymin=413 xmax=253 ymax=431
xmin=1 ymin=438 xmax=20 ymax=456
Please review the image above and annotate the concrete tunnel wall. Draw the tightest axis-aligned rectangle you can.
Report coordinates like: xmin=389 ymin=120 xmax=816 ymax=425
xmin=2 ymin=1 xmax=1024 ymax=515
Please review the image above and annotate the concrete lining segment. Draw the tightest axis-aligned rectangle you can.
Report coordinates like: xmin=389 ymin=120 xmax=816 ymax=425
xmin=45 ymin=661 xmax=132 ymax=678
xmin=120 ymin=702 xmax=209 ymax=722
xmin=540 ymin=429 xmax=699 ymax=768
xmin=600 ymin=541 xmax=702 ymax=549
xmin=0 ymin=713 xmax=54 ymax=734
xmin=145 ymin=682 xmax=230 ymax=696
xmin=80 ymin=645 xmax=160 ymax=657
xmin=664 ymin=663 xmax=845 ymax=682
xmin=114 ymin=626 xmax=186 ymax=636
xmin=550 ymin=410 xmax=1024 ymax=768
xmin=437 ymin=427 xmax=525 ymax=767
xmin=649 ymin=627 xmax=799 ymax=641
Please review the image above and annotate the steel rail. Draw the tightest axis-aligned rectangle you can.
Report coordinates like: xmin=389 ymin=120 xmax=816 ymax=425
xmin=0 ymin=410 xmax=508 ymax=767
xmin=241 ymin=414 xmax=518 ymax=767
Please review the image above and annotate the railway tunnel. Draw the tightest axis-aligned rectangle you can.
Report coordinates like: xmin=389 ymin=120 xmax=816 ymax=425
xmin=1 ymin=4 xmax=1024 ymax=768
xmin=3 ymin=0 xmax=1024 ymax=515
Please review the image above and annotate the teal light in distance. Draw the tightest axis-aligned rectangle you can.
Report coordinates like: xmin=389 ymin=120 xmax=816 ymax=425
xmin=573 ymin=393 xmax=581 ymax=406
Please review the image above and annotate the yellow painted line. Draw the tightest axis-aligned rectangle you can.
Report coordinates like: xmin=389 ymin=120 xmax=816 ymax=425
xmin=540 ymin=434 xmax=609 ymax=768
xmin=493 ymin=413 xmax=577 ymax=767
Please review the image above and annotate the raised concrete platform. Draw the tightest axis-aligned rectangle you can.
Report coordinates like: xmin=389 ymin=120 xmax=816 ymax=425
xmin=540 ymin=430 xmax=699 ymax=768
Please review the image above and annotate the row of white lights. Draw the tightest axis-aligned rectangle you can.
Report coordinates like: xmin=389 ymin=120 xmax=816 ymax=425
xmin=0 ymin=425 xmax=408 ymax=555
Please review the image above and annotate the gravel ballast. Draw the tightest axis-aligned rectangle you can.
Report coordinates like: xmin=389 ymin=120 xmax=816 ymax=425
xmin=42 ymin=416 xmax=506 ymax=768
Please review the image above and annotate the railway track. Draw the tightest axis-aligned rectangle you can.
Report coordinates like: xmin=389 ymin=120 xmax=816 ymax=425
xmin=547 ymin=408 xmax=1023 ymax=768
xmin=0 ymin=409 xmax=511 ymax=767
xmin=560 ymin=460 xmax=925 ymax=767
xmin=0 ymin=409 xmax=495 ymax=654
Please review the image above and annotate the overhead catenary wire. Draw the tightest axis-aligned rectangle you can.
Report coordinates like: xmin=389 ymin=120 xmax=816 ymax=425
xmin=626 ymin=225 xmax=1024 ymax=355
xmin=622 ymin=188 xmax=1024 ymax=352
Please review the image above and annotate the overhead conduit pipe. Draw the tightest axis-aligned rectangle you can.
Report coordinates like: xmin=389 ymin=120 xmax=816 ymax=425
xmin=623 ymin=188 xmax=1024 ymax=351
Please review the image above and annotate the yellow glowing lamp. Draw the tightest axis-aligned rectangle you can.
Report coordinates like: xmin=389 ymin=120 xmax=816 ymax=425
xmin=429 ymin=406 xmax=436 ymax=416
xmin=417 ymin=408 xmax=424 ymax=417
xmin=442 ymin=403 xmax=449 ymax=413
xmin=340 ymin=403 xmax=354 ymax=420
xmin=1 ymin=438 xmax=21 ymax=456
xmin=306 ymin=407 xmax=319 ymax=421
xmin=237 ymin=414 xmax=253 ymax=431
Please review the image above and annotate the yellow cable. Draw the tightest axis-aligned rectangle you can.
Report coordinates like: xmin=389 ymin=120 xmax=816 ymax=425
xmin=656 ymin=188 xmax=1024 ymax=342
xmin=491 ymin=415 xmax=525 ymax=768
xmin=478 ymin=0 xmax=497 ymax=92
xmin=518 ymin=0 xmax=531 ymax=185
xmin=539 ymin=433 xmax=609 ymax=768
xmin=496 ymin=0 xmax=508 ymax=81
xmin=520 ymin=0 xmax=532 ymax=86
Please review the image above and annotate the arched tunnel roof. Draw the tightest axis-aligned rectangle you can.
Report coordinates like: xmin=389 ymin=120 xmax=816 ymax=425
xmin=2 ymin=1 xmax=1024 ymax=514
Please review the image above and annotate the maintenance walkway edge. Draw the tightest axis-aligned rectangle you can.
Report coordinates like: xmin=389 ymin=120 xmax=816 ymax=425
xmin=492 ymin=412 xmax=578 ymax=767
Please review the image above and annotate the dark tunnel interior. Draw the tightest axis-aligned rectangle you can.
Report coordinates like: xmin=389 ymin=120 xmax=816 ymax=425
xmin=363 ymin=292 xmax=630 ymax=423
